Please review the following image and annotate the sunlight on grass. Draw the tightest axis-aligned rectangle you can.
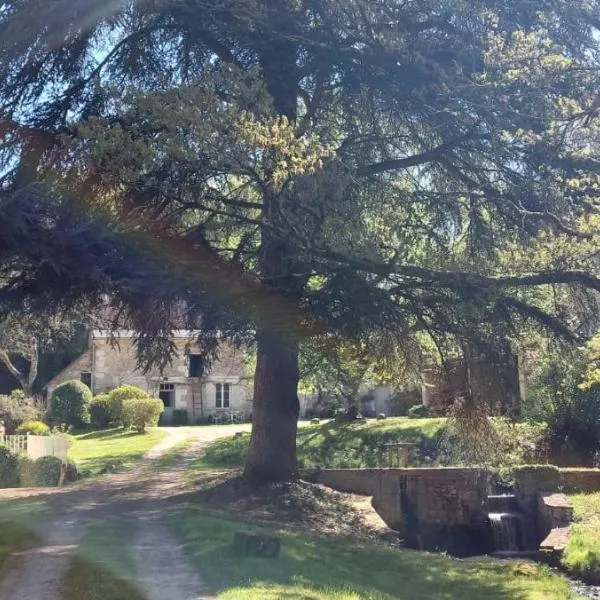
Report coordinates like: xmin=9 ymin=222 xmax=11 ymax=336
xmin=68 ymin=427 xmax=167 ymax=477
xmin=170 ymin=508 xmax=581 ymax=600
xmin=188 ymin=418 xmax=447 ymax=473
xmin=564 ymin=491 xmax=600 ymax=580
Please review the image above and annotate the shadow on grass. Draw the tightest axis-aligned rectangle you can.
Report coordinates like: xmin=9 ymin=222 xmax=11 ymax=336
xmin=72 ymin=428 xmax=144 ymax=441
xmin=172 ymin=510 xmax=558 ymax=600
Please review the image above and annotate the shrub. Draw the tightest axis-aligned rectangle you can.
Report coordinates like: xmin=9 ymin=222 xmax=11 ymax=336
xmin=15 ymin=420 xmax=50 ymax=436
xmin=121 ymin=397 xmax=163 ymax=433
xmin=18 ymin=455 xmax=63 ymax=487
xmin=64 ymin=460 xmax=79 ymax=482
xmin=49 ymin=380 xmax=92 ymax=427
xmin=376 ymin=413 xmax=387 ymax=420
xmin=90 ymin=394 xmax=112 ymax=428
xmin=527 ymin=352 xmax=600 ymax=464
xmin=407 ymin=404 xmax=430 ymax=418
xmin=0 ymin=395 xmax=41 ymax=434
xmin=0 ymin=446 xmax=18 ymax=487
xmin=107 ymin=385 xmax=149 ymax=426
xmin=172 ymin=409 xmax=189 ymax=426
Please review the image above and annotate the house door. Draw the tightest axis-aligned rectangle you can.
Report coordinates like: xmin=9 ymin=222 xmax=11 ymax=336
xmin=159 ymin=383 xmax=175 ymax=425
xmin=159 ymin=383 xmax=175 ymax=407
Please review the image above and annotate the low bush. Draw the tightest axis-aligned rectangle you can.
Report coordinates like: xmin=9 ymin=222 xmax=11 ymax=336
xmin=18 ymin=455 xmax=63 ymax=487
xmin=65 ymin=460 xmax=79 ymax=483
xmin=172 ymin=409 xmax=189 ymax=426
xmin=15 ymin=420 xmax=50 ymax=436
xmin=90 ymin=394 xmax=112 ymax=428
xmin=107 ymin=385 xmax=149 ymax=426
xmin=49 ymin=380 xmax=92 ymax=428
xmin=407 ymin=404 xmax=430 ymax=418
xmin=0 ymin=446 xmax=18 ymax=487
xmin=0 ymin=393 xmax=41 ymax=434
xmin=122 ymin=397 xmax=164 ymax=433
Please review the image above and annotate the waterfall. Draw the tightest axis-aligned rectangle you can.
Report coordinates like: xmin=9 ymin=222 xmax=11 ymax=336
xmin=489 ymin=512 xmax=522 ymax=552
xmin=488 ymin=494 xmax=525 ymax=552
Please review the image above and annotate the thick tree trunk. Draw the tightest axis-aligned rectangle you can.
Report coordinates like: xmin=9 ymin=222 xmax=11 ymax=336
xmin=244 ymin=9 xmax=302 ymax=483
xmin=244 ymin=331 xmax=300 ymax=482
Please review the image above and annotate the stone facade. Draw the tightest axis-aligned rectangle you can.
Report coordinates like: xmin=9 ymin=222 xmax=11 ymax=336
xmin=305 ymin=467 xmax=491 ymax=556
xmin=46 ymin=331 xmax=253 ymax=423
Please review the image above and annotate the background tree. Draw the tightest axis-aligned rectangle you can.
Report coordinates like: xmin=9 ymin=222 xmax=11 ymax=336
xmin=0 ymin=309 xmax=87 ymax=397
xmin=2 ymin=1 xmax=600 ymax=481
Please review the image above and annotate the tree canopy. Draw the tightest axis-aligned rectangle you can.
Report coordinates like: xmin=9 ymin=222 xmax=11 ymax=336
xmin=2 ymin=0 xmax=600 ymax=479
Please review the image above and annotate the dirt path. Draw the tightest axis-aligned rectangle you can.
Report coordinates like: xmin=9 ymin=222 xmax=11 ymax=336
xmin=0 ymin=425 xmax=249 ymax=600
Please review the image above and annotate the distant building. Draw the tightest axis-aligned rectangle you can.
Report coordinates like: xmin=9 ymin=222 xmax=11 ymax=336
xmin=45 ymin=330 xmax=253 ymax=424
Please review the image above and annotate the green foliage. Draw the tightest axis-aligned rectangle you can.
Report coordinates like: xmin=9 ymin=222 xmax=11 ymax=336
xmin=14 ymin=420 xmax=50 ymax=436
xmin=121 ymin=397 xmax=163 ymax=433
xmin=564 ymin=492 xmax=600 ymax=582
xmin=407 ymin=405 xmax=430 ymax=419
xmin=439 ymin=401 xmax=547 ymax=471
xmin=0 ymin=394 xmax=40 ymax=434
xmin=50 ymin=380 xmax=92 ymax=427
xmin=89 ymin=394 xmax=112 ymax=429
xmin=17 ymin=455 xmax=63 ymax=487
xmin=527 ymin=351 xmax=600 ymax=463
xmin=0 ymin=446 xmax=18 ymax=487
xmin=171 ymin=408 xmax=188 ymax=426
xmin=106 ymin=385 xmax=149 ymax=426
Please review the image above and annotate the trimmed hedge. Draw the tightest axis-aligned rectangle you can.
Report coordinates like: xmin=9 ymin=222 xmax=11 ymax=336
xmin=122 ymin=397 xmax=164 ymax=433
xmin=0 ymin=446 xmax=18 ymax=487
xmin=50 ymin=380 xmax=92 ymax=427
xmin=107 ymin=385 xmax=149 ymax=426
xmin=18 ymin=455 xmax=63 ymax=487
xmin=15 ymin=420 xmax=50 ymax=436
xmin=90 ymin=394 xmax=112 ymax=428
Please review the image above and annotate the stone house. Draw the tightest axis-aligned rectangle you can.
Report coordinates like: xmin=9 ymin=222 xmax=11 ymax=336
xmin=45 ymin=330 xmax=253 ymax=424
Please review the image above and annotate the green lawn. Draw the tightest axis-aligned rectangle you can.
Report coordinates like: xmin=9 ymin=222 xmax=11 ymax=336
xmin=171 ymin=508 xmax=582 ymax=599
xmin=190 ymin=418 xmax=446 ymax=472
xmin=564 ymin=492 xmax=600 ymax=582
xmin=69 ymin=427 xmax=167 ymax=477
xmin=62 ymin=524 xmax=145 ymax=600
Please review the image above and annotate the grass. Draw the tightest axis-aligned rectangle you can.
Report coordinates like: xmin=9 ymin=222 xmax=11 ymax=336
xmin=171 ymin=508 xmax=582 ymax=599
xmin=189 ymin=418 xmax=446 ymax=472
xmin=152 ymin=437 xmax=195 ymax=469
xmin=62 ymin=523 xmax=145 ymax=600
xmin=0 ymin=499 xmax=47 ymax=571
xmin=68 ymin=427 xmax=167 ymax=477
xmin=564 ymin=491 xmax=600 ymax=582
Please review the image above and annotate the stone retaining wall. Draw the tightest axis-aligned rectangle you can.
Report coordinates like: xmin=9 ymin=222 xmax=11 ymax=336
xmin=305 ymin=467 xmax=490 ymax=556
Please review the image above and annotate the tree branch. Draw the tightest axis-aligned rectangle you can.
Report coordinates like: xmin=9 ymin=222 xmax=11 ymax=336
xmin=0 ymin=349 xmax=26 ymax=390
xmin=356 ymin=133 xmax=487 ymax=177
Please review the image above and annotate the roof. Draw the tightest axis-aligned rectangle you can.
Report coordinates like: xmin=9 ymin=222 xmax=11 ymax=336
xmin=92 ymin=330 xmax=202 ymax=339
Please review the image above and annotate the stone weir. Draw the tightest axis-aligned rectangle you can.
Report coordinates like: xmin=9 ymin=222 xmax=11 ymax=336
xmin=304 ymin=468 xmax=492 ymax=556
